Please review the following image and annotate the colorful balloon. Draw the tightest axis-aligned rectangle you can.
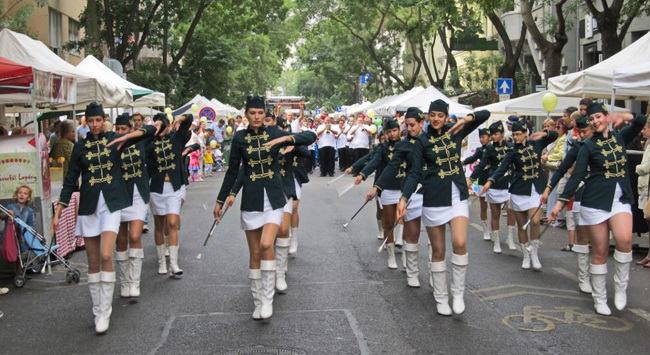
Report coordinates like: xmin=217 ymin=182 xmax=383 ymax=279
xmin=226 ymin=126 xmax=233 ymax=134
xmin=200 ymin=116 xmax=208 ymax=123
xmin=369 ymin=125 xmax=377 ymax=134
xmin=374 ymin=118 xmax=382 ymax=126
xmin=164 ymin=107 xmax=172 ymax=115
xmin=210 ymin=140 xmax=218 ymax=148
xmin=366 ymin=109 xmax=376 ymax=119
xmin=542 ymin=93 xmax=558 ymax=112
xmin=191 ymin=103 xmax=199 ymax=112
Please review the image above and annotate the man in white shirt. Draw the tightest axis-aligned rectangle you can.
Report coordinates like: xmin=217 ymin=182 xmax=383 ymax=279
xmin=335 ymin=115 xmax=350 ymax=171
xmin=317 ymin=116 xmax=340 ymax=177
xmin=347 ymin=115 xmax=373 ymax=164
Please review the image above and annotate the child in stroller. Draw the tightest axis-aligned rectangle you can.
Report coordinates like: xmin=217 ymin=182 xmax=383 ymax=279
xmin=1 ymin=185 xmax=34 ymax=272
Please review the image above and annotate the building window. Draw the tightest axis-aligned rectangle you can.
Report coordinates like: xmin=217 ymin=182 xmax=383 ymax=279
xmin=49 ymin=8 xmax=62 ymax=50
xmin=69 ymin=19 xmax=80 ymax=56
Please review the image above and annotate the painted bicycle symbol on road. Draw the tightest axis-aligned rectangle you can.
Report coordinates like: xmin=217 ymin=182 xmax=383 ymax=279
xmin=502 ymin=306 xmax=633 ymax=332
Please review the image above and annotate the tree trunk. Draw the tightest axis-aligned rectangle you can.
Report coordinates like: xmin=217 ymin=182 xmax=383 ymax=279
xmin=86 ymin=0 xmax=101 ymax=57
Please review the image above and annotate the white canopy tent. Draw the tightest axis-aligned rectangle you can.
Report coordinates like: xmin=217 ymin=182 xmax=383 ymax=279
xmin=548 ymin=31 xmax=650 ymax=100
xmin=209 ymin=98 xmax=239 ymax=116
xmin=395 ymin=86 xmax=472 ymax=116
xmin=173 ymin=94 xmax=232 ymax=119
xmin=613 ymin=62 xmax=650 ymax=92
xmin=133 ymin=92 xmax=165 ymax=107
xmin=344 ymin=101 xmax=373 ymax=115
xmin=0 ymin=29 xmax=132 ymax=110
xmin=373 ymin=86 xmax=425 ymax=116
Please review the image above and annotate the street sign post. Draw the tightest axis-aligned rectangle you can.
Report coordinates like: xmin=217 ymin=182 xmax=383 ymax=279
xmin=496 ymin=78 xmax=513 ymax=95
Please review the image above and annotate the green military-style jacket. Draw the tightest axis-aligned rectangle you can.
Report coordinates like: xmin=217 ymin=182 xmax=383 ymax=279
xmin=548 ymin=140 xmax=585 ymax=202
xmin=121 ymin=141 xmax=150 ymax=204
xmin=470 ymin=141 xmax=512 ymax=188
xmin=292 ymin=146 xmax=311 ymax=186
xmin=402 ymin=110 xmax=491 ymax=207
xmin=278 ymin=145 xmax=310 ymax=199
xmin=360 ymin=139 xmax=403 ymax=191
xmin=489 ymin=130 xmax=558 ymax=195
xmin=374 ymin=133 xmax=427 ymax=194
xmin=350 ymin=150 xmax=374 ymax=175
xmin=58 ymin=126 xmax=156 ymax=215
xmin=217 ymin=125 xmax=316 ymax=211
xmin=560 ymin=114 xmax=647 ymax=210
xmin=147 ymin=117 xmax=196 ymax=193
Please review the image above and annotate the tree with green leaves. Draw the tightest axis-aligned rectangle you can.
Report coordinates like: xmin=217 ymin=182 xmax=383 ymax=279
xmin=0 ymin=0 xmax=47 ymax=35
xmin=584 ymin=0 xmax=650 ymax=59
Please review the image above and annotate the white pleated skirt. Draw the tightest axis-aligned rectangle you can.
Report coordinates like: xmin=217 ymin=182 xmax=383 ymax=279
xmin=510 ymin=185 xmax=540 ymax=212
xmin=120 ymin=185 xmax=147 ymax=222
xmin=294 ymin=178 xmax=302 ymax=200
xmin=579 ymin=184 xmax=631 ymax=225
xmin=241 ymin=189 xmax=284 ymax=230
xmin=150 ymin=182 xmax=185 ymax=216
xmin=477 ymin=185 xmax=486 ymax=198
xmin=380 ymin=189 xmax=401 ymax=206
xmin=405 ymin=193 xmax=423 ymax=222
xmin=486 ymin=188 xmax=509 ymax=204
xmin=422 ymin=184 xmax=469 ymax=227
xmin=283 ymin=197 xmax=294 ymax=214
xmin=76 ymin=192 xmax=121 ymax=236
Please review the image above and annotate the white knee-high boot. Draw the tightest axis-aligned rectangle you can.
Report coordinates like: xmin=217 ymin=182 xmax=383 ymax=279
xmin=506 ymin=225 xmax=517 ymax=250
xmin=481 ymin=220 xmax=490 ymax=241
xmin=168 ymin=245 xmax=183 ymax=276
xmin=96 ymin=271 xmax=116 ymax=334
xmin=275 ymin=238 xmax=290 ymax=293
xmin=404 ymin=242 xmax=420 ymax=288
xmin=590 ymin=263 xmax=611 ymax=315
xmin=156 ymin=244 xmax=167 ymax=275
xmin=128 ymin=248 xmax=144 ymax=297
xmin=386 ymin=243 xmax=398 ymax=269
xmin=427 ymin=241 xmax=433 ymax=288
xmin=491 ymin=231 xmax=502 ymax=254
xmin=451 ymin=253 xmax=468 ymax=315
xmin=376 ymin=219 xmax=384 ymax=240
xmin=249 ymin=269 xmax=263 ymax=320
xmin=521 ymin=242 xmax=531 ymax=269
xmin=289 ymin=227 xmax=299 ymax=255
xmin=530 ymin=240 xmax=542 ymax=271
xmin=572 ymin=244 xmax=592 ymax=294
xmin=429 ymin=261 xmax=451 ymax=316
xmin=88 ymin=272 xmax=101 ymax=322
xmin=394 ymin=224 xmax=403 ymax=247
xmin=260 ymin=260 xmax=276 ymax=319
xmin=613 ymin=250 xmax=632 ymax=311
xmin=115 ymin=251 xmax=130 ymax=298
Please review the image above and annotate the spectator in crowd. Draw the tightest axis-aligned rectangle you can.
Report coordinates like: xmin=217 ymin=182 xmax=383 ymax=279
xmin=316 ymin=116 xmax=340 ymax=177
xmin=579 ymin=98 xmax=593 ymax=115
xmin=336 ymin=115 xmax=351 ymax=171
xmin=77 ymin=115 xmax=90 ymax=139
xmin=51 ymin=120 xmax=76 ymax=178
xmin=636 ymin=116 xmax=650 ymax=268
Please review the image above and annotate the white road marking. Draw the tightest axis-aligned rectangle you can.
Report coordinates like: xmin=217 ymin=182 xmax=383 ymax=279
xmin=629 ymin=308 xmax=650 ymax=323
xmin=553 ymin=267 xmax=578 ymax=282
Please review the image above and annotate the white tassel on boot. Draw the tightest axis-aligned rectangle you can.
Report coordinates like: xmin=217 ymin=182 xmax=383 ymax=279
xmin=506 ymin=225 xmax=517 ymax=250
xmin=590 ymin=263 xmax=611 ymax=316
xmin=275 ymin=238 xmax=290 ymax=293
xmin=481 ymin=220 xmax=490 ymax=241
xmin=289 ymin=227 xmax=299 ymax=255
xmin=530 ymin=239 xmax=542 ymax=271
xmin=451 ymin=253 xmax=468 ymax=315
xmin=572 ymin=244 xmax=592 ymax=294
xmin=429 ymin=261 xmax=452 ymax=316
xmin=249 ymin=269 xmax=263 ymax=320
xmin=96 ymin=271 xmax=116 ymax=334
xmin=613 ymin=250 xmax=632 ymax=311
xmin=386 ymin=243 xmax=398 ymax=269
xmin=404 ymin=242 xmax=420 ymax=288
xmin=260 ymin=260 xmax=276 ymax=319
xmin=168 ymin=245 xmax=183 ymax=276
xmin=376 ymin=219 xmax=384 ymax=240
xmin=115 ymin=251 xmax=130 ymax=298
xmin=491 ymin=231 xmax=502 ymax=254
xmin=521 ymin=243 xmax=531 ymax=270
xmin=394 ymin=224 xmax=403 ymax=247
xmin=156 ymin=245 xmax=168 ymax=275
xmin=88 ymin=272 xmax=101 ymax=323
xmin=128 ymin=248 xmax=144 ymax=297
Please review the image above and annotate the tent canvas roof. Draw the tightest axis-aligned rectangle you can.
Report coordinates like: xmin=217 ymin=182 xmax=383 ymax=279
xmin=548 ymin=31 xmax=650 ymax=99
xmin=77 ymin=55 xmax=154 ymax=99
xmin=395 ymin=86 xmax=472 ymax=116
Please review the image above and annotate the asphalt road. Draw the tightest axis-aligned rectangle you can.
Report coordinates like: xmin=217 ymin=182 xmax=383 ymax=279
xmin=1 ymin=172 xmax=649 ymax=354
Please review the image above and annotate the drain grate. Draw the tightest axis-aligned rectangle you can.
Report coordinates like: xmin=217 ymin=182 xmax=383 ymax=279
xmin=219 ymin=346 xmax=306 ymax=355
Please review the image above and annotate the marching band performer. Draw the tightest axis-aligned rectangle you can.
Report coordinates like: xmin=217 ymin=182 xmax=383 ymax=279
xmin=482 ymin=121 xmax=558 ymax=271
xmin=147 ymin=113 xmax=199 ymax=277
xmin=354 ymin=119 xmax=402 ymax=269
xmin=213 ymin=96 xmax=316 ymax=320
xmin=469 ymin=121 xmax=517 ymax=252
xmin=368 ymin=108 xmax=425 ymax=287
xmin=541 ymin=115 xmax=594 ymax=294
xmin=549 ymin=104 xmax=647 ymax=315
xmin=289 ymin=132 xmax=311 ymax=256
xmin=52 ymin=102 xmax=158 ymax=334
xmin=462 ymin=128 xmax=491 ymax=240
xmin=397 ymin=99 xmax=490 ymax=316
xmin=113 ymin=113 xmax=150 ymax=298
xmin=345 ymin=149 xmax=384 ymax=240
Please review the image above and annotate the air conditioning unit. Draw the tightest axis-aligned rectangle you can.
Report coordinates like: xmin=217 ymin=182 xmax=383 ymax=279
xmin=103 ymin=58 xmax=124 ymax=77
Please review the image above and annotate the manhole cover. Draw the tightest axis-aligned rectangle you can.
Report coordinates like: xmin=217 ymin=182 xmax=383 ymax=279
xmin=219 ymin=346 xmax=306 ymax=355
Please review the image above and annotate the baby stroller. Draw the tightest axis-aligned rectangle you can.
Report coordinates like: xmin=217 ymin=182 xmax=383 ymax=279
xmin=0 ymin=204 xmax=81 ymax=288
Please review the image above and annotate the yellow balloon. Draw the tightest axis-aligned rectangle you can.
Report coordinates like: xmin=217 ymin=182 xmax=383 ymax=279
xmin=164 ymin=107 xmax=172 ymax=115
xmin=191 ymin=103 xmax=199 ymax=112
xmin=210 ymin=140 xmax=218 ymax=148
xmin=226 ymin=126 xmax=233 ymax=134
xmin=167 ymin=113 xmax=173 ymax=124
xmin=369 ymin=125 xmax=377 ymax=134
xmin=200 ymin=116 xmax=208 ymax=123
xmin=542 ymin=93 xmax=558 ymax=112
xmin=367 ymin=109 xmax=376 ymax=119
